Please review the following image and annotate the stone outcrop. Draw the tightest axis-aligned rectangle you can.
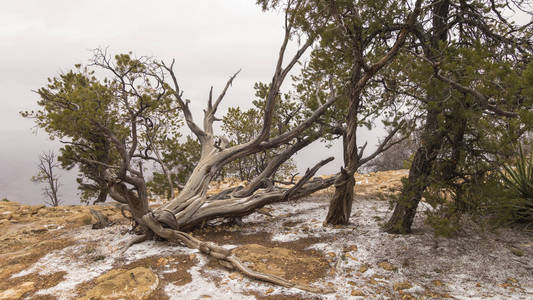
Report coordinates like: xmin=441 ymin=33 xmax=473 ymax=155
xmin=0 ymin=281 xmax=34 ymax=300
xmin=79 ymin=267 xmax=159 ymax=300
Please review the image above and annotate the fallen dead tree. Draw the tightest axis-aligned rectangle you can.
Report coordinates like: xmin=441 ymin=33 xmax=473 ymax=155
xmin=112 ymin=24 xmax=341 ymax=291
xmin=29 ymin=1 xmax=342 ymax=292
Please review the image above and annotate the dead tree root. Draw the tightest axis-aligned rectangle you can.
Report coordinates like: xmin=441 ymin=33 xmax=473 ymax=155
xmin=140 ymin=213 xmax=333 ymax=294
xmin=121 ymin=232 xmax=153 ymax=254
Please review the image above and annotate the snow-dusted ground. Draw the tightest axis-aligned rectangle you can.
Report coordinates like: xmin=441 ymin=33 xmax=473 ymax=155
xmin=11 ymin=195 xmax=533 ymax=299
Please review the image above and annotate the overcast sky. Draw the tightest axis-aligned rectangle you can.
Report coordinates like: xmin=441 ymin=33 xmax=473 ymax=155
xmin=0 ymin=0 xmax=386 ymax=205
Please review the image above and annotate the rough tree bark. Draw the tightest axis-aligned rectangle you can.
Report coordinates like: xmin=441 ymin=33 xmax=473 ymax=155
xmin=383 ymin=109 xmax=444 ymax=233
xmin=94 ymin=186 xmax=109 ymax=204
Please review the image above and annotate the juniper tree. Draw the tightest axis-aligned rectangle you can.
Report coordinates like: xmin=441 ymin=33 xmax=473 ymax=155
xmin=23 ymin=51 xmax=183 ymax=206
xmin=383 ymin=0 xmax=533 ymax=233
xmin=286 ymin=0 xmax=424 ymax=225
xmin=57 ymin=133 xmax=116 ymax=204
xmin=22 ymin=67 xmax=121 ymax=204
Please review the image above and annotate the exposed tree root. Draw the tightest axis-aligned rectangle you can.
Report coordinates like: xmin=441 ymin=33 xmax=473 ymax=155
xmin=121 ymin=232 xmax=153 ymax=254
xmin=140 ymin=213 xmax=334 ymax=294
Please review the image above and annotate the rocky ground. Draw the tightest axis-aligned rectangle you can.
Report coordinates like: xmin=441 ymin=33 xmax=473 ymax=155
xmin=1 ymin=170 xmax=532 ymax=299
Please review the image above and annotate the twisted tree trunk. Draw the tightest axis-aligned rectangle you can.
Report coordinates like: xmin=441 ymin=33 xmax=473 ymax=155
xmin=326 ymin=168 xmax=354 ymax=224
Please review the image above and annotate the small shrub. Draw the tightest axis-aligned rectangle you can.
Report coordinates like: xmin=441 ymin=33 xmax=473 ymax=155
xmin=422 ymin=186 xmax=461 ymax=237
xmin=425 ymin=210 xmax=460 ymax=237
xmin=1 ymin=198 xmax=8 ymax=202
xmin=501 ymin=146 xmax=533 ymax=198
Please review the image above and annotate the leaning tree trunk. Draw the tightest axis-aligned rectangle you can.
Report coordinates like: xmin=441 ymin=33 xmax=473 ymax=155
xmin=383 ymin=110 xmax=444 ymax=233
xmin=384 ymin=0 xmax=451 ymax=234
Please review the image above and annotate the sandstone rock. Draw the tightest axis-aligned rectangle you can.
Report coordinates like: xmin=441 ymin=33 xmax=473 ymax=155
xmin=90 ymin=209 xmax=111 ymax=229
xmin=0 ymin=211 xmax=12 ymax=220
xmin=30 ymin=226 xmax=48 ymax=233
xmin=66 ymin=212 xmax=93 ymax=225
xmin=393 ymin=281 xmax=412 ymax=291
xmin=29 ymin=205 xmax=45 ymax=214
xmin=432 ymin=279 xmax=444 ymax=287
xmin=0 ymin=263 xmax=27 ymax=280
xmin=229 ymin=272 xmax=242 ymax=280
xmin=351 ymin=289 xmax=365 ymax=296
xmin=0 ymin=281 xmax=35 ymax=300
xmin=157 ymin=257 xmax=168 ymax=266
xmin=378 ymin=261 xmax=397 ymax=271
xmin=359 ymin=264 xmax=369 ymax=273
xmin=344 ymin=245 xmax=358 ymax=252
xmin=79 ymin=267 xmax=159 ymax=300
xmin=345 ymin=253 xmax=358 ymax=261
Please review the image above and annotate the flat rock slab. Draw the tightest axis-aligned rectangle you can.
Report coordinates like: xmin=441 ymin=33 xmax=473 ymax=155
xmin=78 ymin=267 xmax=159 ymax=300
xmin=0 ymin=281 xmax=34 ymax=300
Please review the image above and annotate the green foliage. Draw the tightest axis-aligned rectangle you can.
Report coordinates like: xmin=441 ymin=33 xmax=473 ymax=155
xmin=424 ymin=208 xmax=460 ymax=238
xmin=420 ymin=148 xmax=533 ymax=235
xmin=497 ymin=145 xmax=533 ymax=224
xmin=291 ymin=0 xmax=420 ymax=150
xmin=501 ymin=146 xmax=533 ymax=199
xmin=23 ymin=50 xmax=184 ymax=203
xmin=1 ymin=198 xmax=8 ymax=202
xmin=455 ymin=173 xmax=532 ymax=228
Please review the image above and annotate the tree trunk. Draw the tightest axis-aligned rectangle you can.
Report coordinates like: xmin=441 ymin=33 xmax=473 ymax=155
xmin=325 ymin=168 xmax=354 ymax=224
xmin=325 ymin=67 xmax=361 ymax=225
xmin=323 ymin=0 xmax=424 ymax=225
xmin=384 ymin=110 xmax=443 ymax=233
xmin=109 ymin=182 xmax=151 ymax=226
